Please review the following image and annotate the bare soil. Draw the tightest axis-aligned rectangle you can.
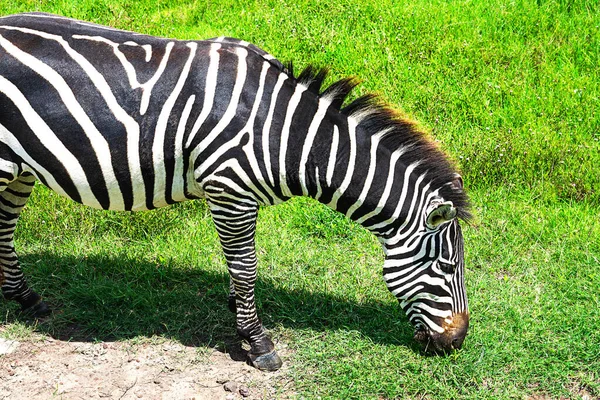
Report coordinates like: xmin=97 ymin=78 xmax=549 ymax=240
xmin=0 ymin=334 xmax=294 ymax=399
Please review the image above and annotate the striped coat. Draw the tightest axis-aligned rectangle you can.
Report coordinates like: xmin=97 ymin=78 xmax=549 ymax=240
xmin=0 ymin=13 xmax=471 ymax=370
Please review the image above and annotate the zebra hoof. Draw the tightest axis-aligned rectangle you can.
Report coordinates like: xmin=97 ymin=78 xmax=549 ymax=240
xmin=22 ymin=300 xmax=51 ymax=318
xmin=248 ymin=350 xmax=282 ymax=371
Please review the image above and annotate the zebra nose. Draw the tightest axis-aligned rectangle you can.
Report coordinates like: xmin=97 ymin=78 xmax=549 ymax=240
xmin=450 ymin=328 xmax=466 ymax=349
xmin=414 ymin=312 xmax=469 ymax=353
xmin=447 ymin=312 xmax=469 ymax=350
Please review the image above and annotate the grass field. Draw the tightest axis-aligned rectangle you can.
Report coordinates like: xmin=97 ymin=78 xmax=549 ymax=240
xmin=1 ymin=0 xmax=599 ymax=399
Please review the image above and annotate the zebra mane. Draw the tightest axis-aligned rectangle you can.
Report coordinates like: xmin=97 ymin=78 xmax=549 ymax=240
xmin=286 ymin=64 xmax=472 ymax=221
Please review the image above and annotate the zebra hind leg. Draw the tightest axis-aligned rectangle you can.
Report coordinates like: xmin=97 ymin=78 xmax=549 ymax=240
xmin=0 ymin=173 xmax=50 ymax=317
xmin=208 ymin=198 xmax=283 ymax=371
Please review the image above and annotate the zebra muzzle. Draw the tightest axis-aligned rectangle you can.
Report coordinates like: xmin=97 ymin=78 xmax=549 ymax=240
xmin=414 ymin=311 xmax=469 ymax=353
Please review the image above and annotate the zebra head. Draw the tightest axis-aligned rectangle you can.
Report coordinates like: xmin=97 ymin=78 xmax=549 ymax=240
xmin=381 ymin=176 xmax=469 ymax=353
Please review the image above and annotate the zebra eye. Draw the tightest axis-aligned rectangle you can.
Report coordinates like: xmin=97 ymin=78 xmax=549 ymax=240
xmin=438 ymin=261 xmax=456 ymax=274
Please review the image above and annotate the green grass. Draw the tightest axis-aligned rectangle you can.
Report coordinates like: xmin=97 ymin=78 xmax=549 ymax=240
xmin=1 ymin=1 xmax=599 ymax=399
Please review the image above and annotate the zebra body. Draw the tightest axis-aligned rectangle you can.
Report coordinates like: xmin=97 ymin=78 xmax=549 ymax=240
xmin=0 ymin=14 xmax=275 ymax=210
xmin=0 ymin=13 xmax=471 ymax=370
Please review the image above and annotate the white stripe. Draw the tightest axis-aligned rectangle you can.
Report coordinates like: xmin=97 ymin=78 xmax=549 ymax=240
xmin=402 ymin=291 xmax=454 ymax=311
xmin=152 ymin=42 xmax=197 ymax=207
xmin=205 ymin=192 xmax=256 ymax=208
xmin=72 ymin=35 xmax=172 ymax=116
xmin=204 ymin=173 xmax=255 ymax=200
xmin=0 ymin=78 xmax=99 ymax=207
xmin=365 ymin=161 xmax=422 ymax=231
xmin=242 ymin=61 xmax=281 ymax=205
xmin=328 ymin=118 xmax=358 ymax=209
xmin=408 ymin=302 xmax=453 ymax=319
xmin=348 ymin=106 xmax=376 ymax=125
xmin=354 ymin=150 xmax=401 ymax=225
xmin=186 ymin=43 xmax=221 ymax=149
xmin=138 ymin=42 xmax=172 ymax=115
xmin=0 ymin=33 xmax=123 ymax=209
xmin=192 ymin=47 xmax=248 ymax=176
xmin=171 ymin=95 xmax=196 ymax=201
xmin=385 ymin=185 xmax=439 ymax=248
xmin=206 ymin=159 xmax=269 ymax=205
xmin=122 ymin=41 xmax=152 ymax=62
xmin=142 ymin=45 xmax=152 ymax=62
xmin=279 ymin=84 xmax=308 ymax=197
xmin=398 ymin=285 xmax=425 ymax=305
xmin=0 ymin=123 xmax=65 ymax=197
xmin=198 ymin=132 xmax=263 ymax=201
xmin=325 ymin=125 xmax=340 ymax=187
xmin=262 ymin=73 xmax=288 ymax=187
xmin=391 ymin=274 xmax=449 ymax=297
xmin=384 ymin=259 xmax=430 ymax=283
xmin=410 ymin=314 xmax=445 ymax=334
xmin=0 ymin=26 xmax=146 ymax=210
xmin=428 ymin=235 xmax=438 ymax=259
xmin=0 ymin=158 xmax=18 ymax=183
xmin=345 ymin=129 xmax=390 ymax=219
xmin=383 ymin=249 xmax=430 ymax=268
xmin=315 ymin=167 xmax=323 ymax=200
xmin=299 ymin=98 xmax=330 ymax=196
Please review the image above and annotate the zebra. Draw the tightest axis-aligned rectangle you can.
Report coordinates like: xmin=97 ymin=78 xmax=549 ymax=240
xmin=0 ymin=12 xmax=471 ymax=371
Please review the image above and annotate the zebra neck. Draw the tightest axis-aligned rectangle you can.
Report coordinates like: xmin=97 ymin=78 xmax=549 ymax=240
xmin=291 ymin=111 xmax=415 ymax=236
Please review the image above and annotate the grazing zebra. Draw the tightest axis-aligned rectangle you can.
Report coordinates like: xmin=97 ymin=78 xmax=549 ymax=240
xmin=0 ymin=13 xmax=471 ymax=371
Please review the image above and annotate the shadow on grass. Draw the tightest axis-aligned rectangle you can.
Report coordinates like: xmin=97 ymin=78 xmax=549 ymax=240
xmin=1 ymin=251 xmax=417 ymax=356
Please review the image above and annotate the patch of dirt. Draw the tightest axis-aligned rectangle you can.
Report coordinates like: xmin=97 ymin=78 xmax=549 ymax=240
xmin=0 ymin=334 xmax=294 ymax=399
xmin=526 ymin=384 xmax=595 ymax=400
xmin=566 ymin=381 xmax=596 ymax=400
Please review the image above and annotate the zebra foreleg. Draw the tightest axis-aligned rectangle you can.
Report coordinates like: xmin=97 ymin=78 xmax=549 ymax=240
xmin=228 ymin=277 xmax=237 ymax=313
xmin=0 ymin=173 xmax=50 ymax=317
xmin=208 ymin=198 xmax=282 ymax=371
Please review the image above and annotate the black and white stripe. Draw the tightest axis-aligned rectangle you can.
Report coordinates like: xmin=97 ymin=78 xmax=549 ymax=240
xmin=0 ymin=13 xmax=471 ymax=369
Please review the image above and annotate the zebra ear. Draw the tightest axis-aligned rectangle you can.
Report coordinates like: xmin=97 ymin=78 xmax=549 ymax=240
xmin=451 ymin=173 xmax=463 ymax=190
xmin=426 ymin=201 xmax=457 ymax=229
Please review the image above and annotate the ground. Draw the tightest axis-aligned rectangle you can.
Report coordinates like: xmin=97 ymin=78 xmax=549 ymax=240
xmin=0 ymin=334 xmax=293 ymax=399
